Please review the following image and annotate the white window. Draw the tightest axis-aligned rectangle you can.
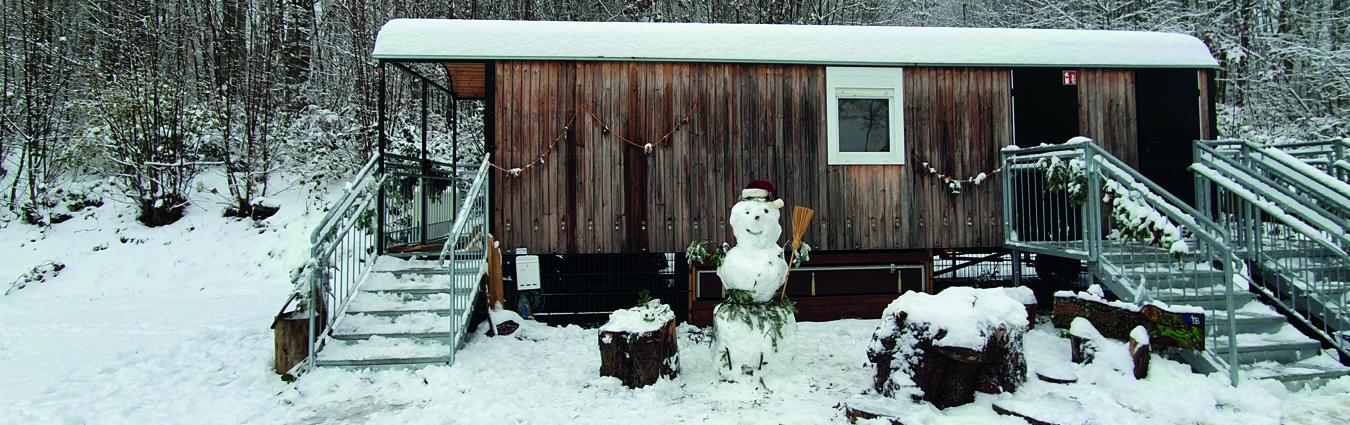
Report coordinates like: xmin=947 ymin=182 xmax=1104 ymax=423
xmin=826 ymin=67 xmax=905 ymax=165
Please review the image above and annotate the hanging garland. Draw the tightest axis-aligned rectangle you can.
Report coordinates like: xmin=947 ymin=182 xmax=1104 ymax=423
xmin=909 ymin=154 xmax=1003 ymax=194
xmin=490 ymin=102 xmax=700 ymax=176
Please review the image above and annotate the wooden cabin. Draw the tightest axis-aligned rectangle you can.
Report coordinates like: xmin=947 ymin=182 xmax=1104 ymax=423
xmin=372 ymin=19 xmax=1219 ymax=324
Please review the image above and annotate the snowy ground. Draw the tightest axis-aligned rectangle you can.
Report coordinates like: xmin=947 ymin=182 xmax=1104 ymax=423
xmin=2 ymin=173 xmax=1350 ymax=424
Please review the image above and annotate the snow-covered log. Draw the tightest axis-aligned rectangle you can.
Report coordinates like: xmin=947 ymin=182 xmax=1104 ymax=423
xmin=867 ymin=287 xmax=1028 ymax=409
xmin=1052 ymin=290 xmax=1205 ymax=350
xmin=597 ymin=301 xmax=680 ymax=388
xmin=1130 ymin=326 xmax=1150 ymax=380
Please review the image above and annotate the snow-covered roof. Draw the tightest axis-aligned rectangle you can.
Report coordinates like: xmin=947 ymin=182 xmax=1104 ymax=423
xmin=373 ymin=19 xmax=1219 ymax=68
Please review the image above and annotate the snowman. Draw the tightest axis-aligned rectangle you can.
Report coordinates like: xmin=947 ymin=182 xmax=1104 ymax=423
xmin=711 ymin=180 xmax=797 ymax=380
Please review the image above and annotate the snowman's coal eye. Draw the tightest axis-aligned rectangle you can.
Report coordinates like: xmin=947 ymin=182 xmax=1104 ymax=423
xmin=744 ymin=211 xmax=749 ymax=214
xmin=763 ymin=208 xmax=769 ymax=213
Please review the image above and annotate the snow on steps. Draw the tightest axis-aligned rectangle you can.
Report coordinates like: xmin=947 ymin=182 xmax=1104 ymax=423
xmin=1092 ymin=243 xmax=1350 ymax=384
xmin=314 ymin=255 xmax=482 ymax=370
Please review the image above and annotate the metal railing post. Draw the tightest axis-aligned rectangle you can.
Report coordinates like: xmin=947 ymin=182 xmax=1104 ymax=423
xmin=377 ymin=60 xmax=388 ymax=255
xmin=420 ymin=79 xmax=429 ymax=246
xmin=1001 ymin=149 xmax=1020 ymax=286
xmin=1086 ymin=147 xmax=1102 ymax=266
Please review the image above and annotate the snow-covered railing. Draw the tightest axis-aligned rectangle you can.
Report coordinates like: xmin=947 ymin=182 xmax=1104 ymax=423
xmin=1250 ymin=138 xmax=1350 ymax=183
xmin=436 ymin=156 xmax=491 ymax=363
xmin=1002 ymin=139 xmax=1243 ymax=384
xmin=1195 ymin=140 xmax=1350 ymax=363
xmin=304 ymin=153 xmax=387 ymax=373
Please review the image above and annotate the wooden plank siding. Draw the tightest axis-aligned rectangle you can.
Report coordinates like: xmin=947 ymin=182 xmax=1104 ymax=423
xmin=1078 ymin=68 xmax=1139 ymax=168
xmin=492 ymin=61 xmax=1011 ymax=254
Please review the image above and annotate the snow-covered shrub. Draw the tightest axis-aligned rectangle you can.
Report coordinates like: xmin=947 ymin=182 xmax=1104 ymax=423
xmin=90 ymin=76 xmax=211 ymax=227
xmin=1038 ymin=156 xmax=1088 ymax=206
xmin=286 ymin=105 xmax=374 ymax=188
xmin=5 ymin=260 xmax=64 ymax=296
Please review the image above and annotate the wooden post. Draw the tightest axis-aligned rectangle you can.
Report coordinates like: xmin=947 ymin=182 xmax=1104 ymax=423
xmin=485 ymin=235 xmax=503 ymax=310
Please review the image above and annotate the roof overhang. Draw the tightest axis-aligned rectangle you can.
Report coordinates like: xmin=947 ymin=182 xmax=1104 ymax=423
xmin=373 ymin=19 xmax=1220 ymax=69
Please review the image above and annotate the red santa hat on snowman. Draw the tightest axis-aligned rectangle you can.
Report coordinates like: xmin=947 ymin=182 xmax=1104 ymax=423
xmin=740 ymin=179 xmax=785 ymax=209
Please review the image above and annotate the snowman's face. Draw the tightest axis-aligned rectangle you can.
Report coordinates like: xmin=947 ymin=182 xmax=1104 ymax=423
xmin=729 ymin=199 xmax=782 ymax=248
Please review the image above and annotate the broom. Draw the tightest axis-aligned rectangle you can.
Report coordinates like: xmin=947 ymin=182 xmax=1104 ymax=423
xmin=779 ymin=206 xmax=814 ymax=300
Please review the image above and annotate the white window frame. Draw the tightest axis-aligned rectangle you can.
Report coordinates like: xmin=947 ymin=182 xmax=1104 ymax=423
xmin=826 ymin=67 xmax=905 ymax=165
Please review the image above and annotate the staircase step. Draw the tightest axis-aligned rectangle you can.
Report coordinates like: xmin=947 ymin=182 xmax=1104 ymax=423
xmin=1151 ymin=290 xmax=1256 ymax=310
xmin=315 ymin=356 xmax=454 ymax=369
xmin=1209 ymin=310 xmax=1289 ymax=335
xmin=347 ymin=308 xmax=457 ymax=317
xmin=1212 ymin=323 xmax=1323 ymax=365
xmin=1098 ymin=248 xmax=1206 ymax=265
xmin=372 ymin=255 xmax=442 ymax=272
xmin=361 ymin=272 xmax=472 ymax=294
xmin=347 ymin=292 xmax=454 ymax=315
xmin=1241 ymin=352 xmax=1350 ymax=386
xmin=366 ymin=287 xmax=476 ymax=296
xmin=372 ymin=255 xmax=483 ymax=274
xmin=331 ymin=312 xmax=450 ymax=338
xmin=331 ymin=331 xmax=454 ymax=341
xmin=1116 ymin=268 xmax=1228 ymax=289
xmin=1213 ymin=340 xmax=1323 ymax=365
xmin=315 ymin=336 xmax=454 ymax=364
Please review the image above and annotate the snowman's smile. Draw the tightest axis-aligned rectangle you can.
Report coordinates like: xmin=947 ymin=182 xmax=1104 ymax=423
xmin=745 ymin=229 xmax=763 ymax=236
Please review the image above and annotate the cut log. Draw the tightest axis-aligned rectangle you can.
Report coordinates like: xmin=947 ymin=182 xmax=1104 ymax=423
xmin=841 ymin=403 xmax=906 ymax=425
xmin=598 ymin=302 xmax=680 ymax=388
xmin=1036 ymin=366 xmax=1079 ymax=384
xmin=1130 ymin=325 xmax=1150 ymax=379
xmin=993 ymin=394 xmax=1090 ymax=425
xmin=868 ymin=287 xmax=1028 ymax=409
xmin=271 ymin=294 xmax=326 ymax=375
xmin=1069 ymin=317 xmax=1099 ymax=364
xmin=1052 ymin=293 xmax=1205 ymax=350
xmin=273 ymin=310 xmax=309 ymax=374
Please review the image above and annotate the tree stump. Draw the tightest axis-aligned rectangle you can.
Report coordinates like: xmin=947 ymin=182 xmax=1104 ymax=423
xmin=868 ymin=287 xmax=1028 ymax=409
xmin=272 ymin=295 xmax=326 ymax=375
xmin=597 ymin=301 xmax=680 ymax=388
xmin=1130 ymin=325 xmax=1150 ymax=379
xmin=1001 ymin=286 xmax=1038 ymax=329
xmin=273 ymin=310 xmax=309 ymax=374
xmin=1069 ymin=317 xmax=1099 ymax=364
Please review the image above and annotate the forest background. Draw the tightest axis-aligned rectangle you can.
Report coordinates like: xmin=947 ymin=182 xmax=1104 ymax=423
xmin=2 ymin=0 xmax=1347 ymax=227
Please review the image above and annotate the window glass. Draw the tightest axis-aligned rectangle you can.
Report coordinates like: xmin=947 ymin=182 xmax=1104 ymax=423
xmin=837 ymin=98 xmax=890 ymax=153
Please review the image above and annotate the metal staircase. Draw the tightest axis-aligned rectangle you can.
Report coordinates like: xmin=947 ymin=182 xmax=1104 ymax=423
xmin=1002 ymin=139 xmax=1350 ymax=386
xmin=1191 ymin=139 xmax=1350 ymax=381
xmin=292 ymin=155 xmax=491 ymax=374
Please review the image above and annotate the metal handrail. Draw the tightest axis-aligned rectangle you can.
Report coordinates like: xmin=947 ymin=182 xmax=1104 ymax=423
xmin=1003 ymin=139 xmax=1242 ymax=384
xmin=301 ymin=153 xmax=387 ymax=374
xmin=435 ymin=156 xmax=491 ymax=365
xmin=310 ymin=154 xmax=383 ymax=244
xmin=1195 ymin=139 xmax=1350 ymax=365
xmin=1196 ymin=143 xmax=1350 ymax=248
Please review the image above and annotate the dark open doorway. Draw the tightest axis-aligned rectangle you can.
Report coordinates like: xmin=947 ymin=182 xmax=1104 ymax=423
xmin=1135 ymin=69 xmax=1201 ymax=206
xmin=1012 ymin=68 xmax=1079 ymax=147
